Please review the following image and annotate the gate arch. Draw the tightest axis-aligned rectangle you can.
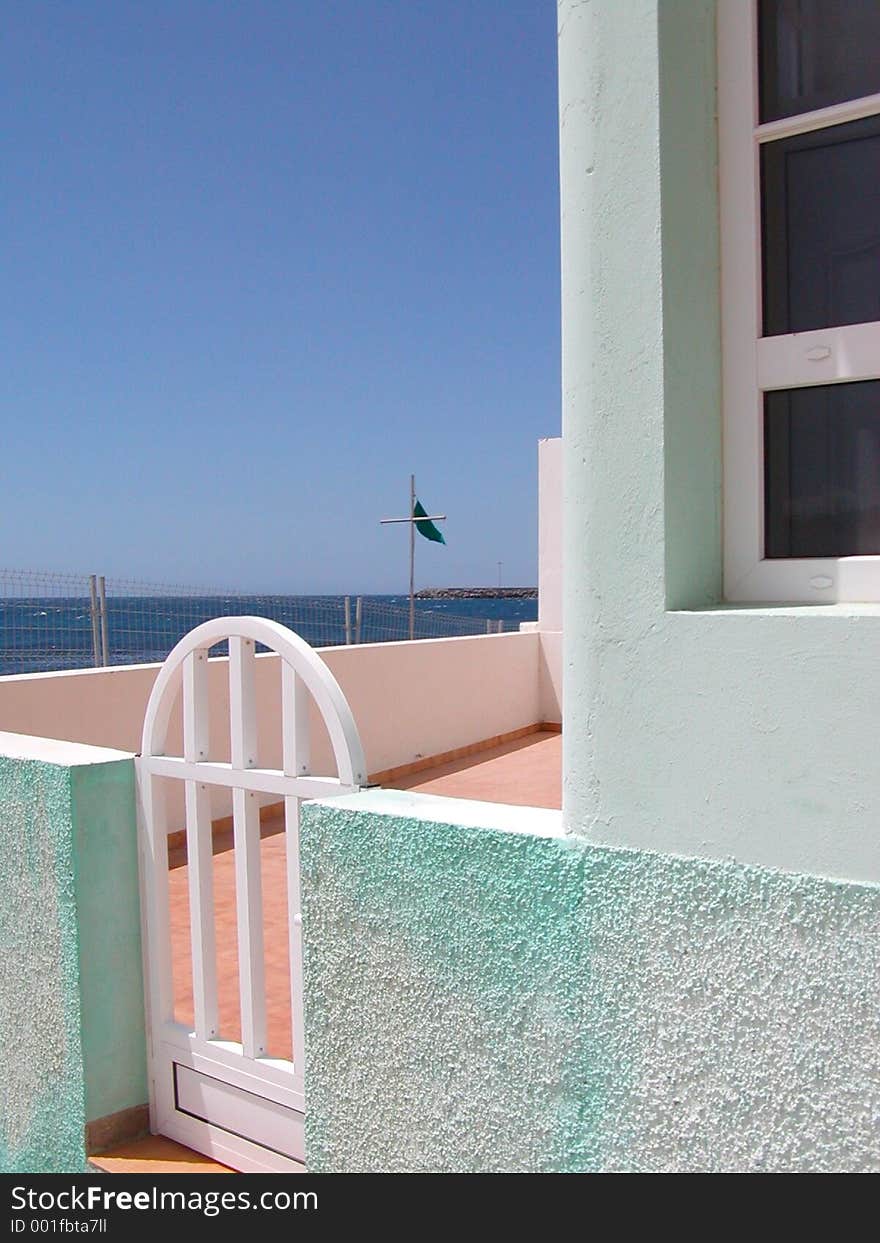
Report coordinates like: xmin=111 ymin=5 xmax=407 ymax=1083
xmin=137 ymin=617 xmax=365 ymax=1171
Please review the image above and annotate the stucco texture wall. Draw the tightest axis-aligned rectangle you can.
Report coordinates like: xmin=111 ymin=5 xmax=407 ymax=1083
xmin=301 ymin=793 xmax=880 ymax=1173
xmin=0 ymin=741 xmax=146 ymax=1173
xmin=71 ymin=760 xmax=147 ymax=1126
xmin=0 ymin=757 xmax=87 ymax=1172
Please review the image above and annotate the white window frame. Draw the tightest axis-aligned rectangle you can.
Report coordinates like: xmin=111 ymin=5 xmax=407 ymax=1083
xmin=718 ymin=0 xmax=880 ymax=603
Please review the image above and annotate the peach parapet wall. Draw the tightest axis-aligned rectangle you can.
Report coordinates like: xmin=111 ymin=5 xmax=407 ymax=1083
xmin=538 ymin=438 xmax=562 ymax=632
xmin=536 ymin=438 xmax=563 ymax=723
xmin=0 ymin=632 xmax=549 ymax=821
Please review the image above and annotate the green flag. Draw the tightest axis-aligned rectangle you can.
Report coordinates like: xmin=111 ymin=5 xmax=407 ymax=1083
xmin=413 ymin=499 xmax=446 ymax=544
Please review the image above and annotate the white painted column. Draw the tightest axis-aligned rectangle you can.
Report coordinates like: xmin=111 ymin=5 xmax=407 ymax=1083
xmin=559 ymin=0 xmax=601 ymax=834
xmin=557 ymin=1 xmax=665 ymax=833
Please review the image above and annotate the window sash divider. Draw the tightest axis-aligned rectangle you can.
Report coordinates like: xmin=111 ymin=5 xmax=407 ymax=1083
xmin=756 ymin=90 xmax=880 ymax=145
xmin=758 ymin=322 xmax=880 ymax=393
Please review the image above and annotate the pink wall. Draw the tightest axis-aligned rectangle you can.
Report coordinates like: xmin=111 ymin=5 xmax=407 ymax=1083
xmin=0 ymin=631 xmax=545 ymax=823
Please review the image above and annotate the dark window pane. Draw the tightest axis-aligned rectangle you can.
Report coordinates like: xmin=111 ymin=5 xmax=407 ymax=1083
xmin=760 ymin=0 xmax=880 ymax=123
xmin=765 ymin=381 xmax=880 ymax=557
xmin=761 ymin=115 xmax=880 ymax=335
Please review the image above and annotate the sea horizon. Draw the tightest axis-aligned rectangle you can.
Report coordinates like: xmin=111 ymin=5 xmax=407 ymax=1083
xmin=0 ymin=590 xmax=538 ymax=676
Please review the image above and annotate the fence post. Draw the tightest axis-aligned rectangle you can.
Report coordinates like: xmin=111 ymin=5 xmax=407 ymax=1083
xmin=88 ymin=575 xmax=101 ymax=667
xmin=98 ymin=575 xmax=110 ymax=665
xmin=485 ymin=619 xmax=492 ymax=634
xmin=344 ymin=596 xmax=352 ymax=645
xmin=355 ymin=596 xmax=362 ymax=645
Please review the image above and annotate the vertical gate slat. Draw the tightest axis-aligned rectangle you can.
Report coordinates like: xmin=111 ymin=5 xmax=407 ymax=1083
xmin=229 ymin=636 xmax=257 ymax=770
xmin=139 ymin=771 xmax=174 ymax=1027
xmin=282 ymin=663 xmax=310 ymax=1076
xmin=183 ymin=651 xmax=219 ymax=1039
xmin=184 ymin=781 xmax=218 ymax=1038
xmin=283 ymin=795 xmax=305 ymax=1079
xmin=282 ymin=661 xmax=310 ymax=777
xmin=183 ymin=649 xmax=210 ymax=762
xmin=232 ymin=787 xmax=267 ymax=1058
xmin=229 ymin=636 xmax=267 ymax=1059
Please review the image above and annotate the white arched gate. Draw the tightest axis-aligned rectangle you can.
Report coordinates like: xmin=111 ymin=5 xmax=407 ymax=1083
xmin=136 ymin=618 xmax=365 ymax=1172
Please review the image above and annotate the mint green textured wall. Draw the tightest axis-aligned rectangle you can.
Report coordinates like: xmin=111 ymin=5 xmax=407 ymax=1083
xmin=0 ymin=758 xmax=87 ymax=1173
xmin=0 ymin=749 xmax=145 ymax=1173
xmin=559 ymin=0 xmax=880 ymax=883
xmin=301 ymin=796 xmax=880 ymax=1173
xmin=659 ymin=0 xmax=722 ymax=608
xmin=71 ymin=762 xmax=147 ymax=1123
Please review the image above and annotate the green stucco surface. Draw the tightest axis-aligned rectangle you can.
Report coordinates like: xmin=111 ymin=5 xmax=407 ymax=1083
xmin=0 ymin=757 xmax=87 ymax=1172
xmin=559 ymin=0 xmax=880 ymax=884
xmin=658 ymin=0 xmax=721 ymax=610
xmin=71 ymin=762 xmax=147 ymax=1123
xmin=301 ymin=795 xmax=880 ymax=1173
xmin=0 ymin=748 xmax=145 ymax=1173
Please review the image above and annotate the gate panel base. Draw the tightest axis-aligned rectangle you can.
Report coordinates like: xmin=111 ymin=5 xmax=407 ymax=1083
xmin=154 ymin=1040 xmax=306 ymax=1173
xmin=174 ymin=1063 xmax=305 ymax=1163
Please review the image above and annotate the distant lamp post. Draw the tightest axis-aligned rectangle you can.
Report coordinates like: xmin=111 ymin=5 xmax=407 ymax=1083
xmin=497 ymin=561 xmax=503 ymax=589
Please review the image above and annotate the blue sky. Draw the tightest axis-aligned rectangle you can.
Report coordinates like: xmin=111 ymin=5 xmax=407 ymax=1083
xmin=2 ymin=2 xmax=560 ymax=593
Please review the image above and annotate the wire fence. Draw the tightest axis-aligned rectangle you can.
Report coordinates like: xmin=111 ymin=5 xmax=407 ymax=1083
xmin=0 ymin=569 xmax=508 ymax=676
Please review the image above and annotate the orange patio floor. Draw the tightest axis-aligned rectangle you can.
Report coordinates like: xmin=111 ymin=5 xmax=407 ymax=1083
xmin=168 ymin=729 xmax=561 ymax=1059
xmin=392 ymin=729 xmax=561 ymax=807
xmin=90 ymin=1135 xmax=234 ymax=1174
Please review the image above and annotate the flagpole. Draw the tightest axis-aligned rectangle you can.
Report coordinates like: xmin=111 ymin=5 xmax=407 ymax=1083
xmin=409 ymin=473 xmax=415 ymax=641
xmin=380 ymin=483 xmax=446 ymax=641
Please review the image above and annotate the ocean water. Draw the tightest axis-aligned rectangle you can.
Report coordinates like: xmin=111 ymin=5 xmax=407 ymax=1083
xmin=0 ymin=593 xmax=538 ymax=676
xmin=381 ymin=594 xmax=538 ymax=626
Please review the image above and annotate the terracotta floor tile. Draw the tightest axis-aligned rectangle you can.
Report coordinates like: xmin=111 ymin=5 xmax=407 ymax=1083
xmin=89 ymin=1135 xmax=234 ymax=1174
xmin=393 ymin=730 xmax=562 ymax=808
